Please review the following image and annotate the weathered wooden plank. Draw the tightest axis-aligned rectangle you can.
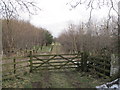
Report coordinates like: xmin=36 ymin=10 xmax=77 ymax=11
xmin=89 ymin=64 xmax=110 ymax=73
xmin=58 ymin=55 xmax=79 ymax=66
xmin=3 ymin=60 xmax=29 ymax=66
xmin=32 ymin=60 xmax=80 ymax=64
xmin=57 ymin=60 xmax=72 ymax=69
xmin=3 ymin=56 xmax=28 ymax=60
xmin=13 ymin=58 xmax=16 ymax=74
xmin=32 ymin=57 xmax=81 ymax=61
xmin=32 ymin=66 xmax=77 ymax=71
xmin=31 ymin=53 xmax=79 ymax=57
xmin=33 ymin=55 xmax=57 ymax=69
xmin=3 ymin=65 xmax=29 ymax=73
xmin=89 ymin=56 xmax=110 ymax=62
xmin=33 ymin=63 xmax=77 ymax=68
xmin=32 ymin=54 xmax=80 ymax=70
xmin=95 ymin=72 xmax=110 ymax=79
xmin=29 ymin=51 xmax=33 ymax=72
xmin=89 ymin=59 xmax=110 ymax=67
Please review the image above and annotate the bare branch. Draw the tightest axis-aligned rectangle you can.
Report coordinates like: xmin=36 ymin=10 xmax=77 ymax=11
xmin=0 ymin=0 xmax=41 ymax=19
xmin=67 ymin=0 xmax=118 ymax=22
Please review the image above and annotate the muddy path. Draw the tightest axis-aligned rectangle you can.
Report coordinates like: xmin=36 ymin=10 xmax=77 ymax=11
xmin=2 ymin=69 xmax=105 ymax=88
xmin=30 ymin=69 xmax=104 ymax=88
xmin=31 ymin=71 xmax=52 ymax=88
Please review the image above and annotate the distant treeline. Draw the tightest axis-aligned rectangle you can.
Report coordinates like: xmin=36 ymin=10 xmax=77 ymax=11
xmin=2 ymin=19 xmax=53 ymax=54
xmin=58 ymin=17 xmax=118 ymax=55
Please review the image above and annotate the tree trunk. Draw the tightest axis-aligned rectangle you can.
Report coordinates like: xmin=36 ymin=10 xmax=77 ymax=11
xmin=118 ymin=1 xmax=120 ymax=78
xmin=0 ymin=19 xmax=2 ymax=90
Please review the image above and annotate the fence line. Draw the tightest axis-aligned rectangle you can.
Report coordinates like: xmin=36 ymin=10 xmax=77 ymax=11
xmin=2 ymin=51 xmax=113 ymax=80
xmin=88 ymin=55 xmax=111 ymax=79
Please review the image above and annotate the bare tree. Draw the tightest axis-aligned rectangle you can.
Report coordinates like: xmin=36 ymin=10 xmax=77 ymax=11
xmin=67 ymin=0 xmax=118 ymax=22
xmin=66 ymin=0 xmax=120 ymax=78
xmin=0 ymin=0 xmax=40 ymax=19
xmin=58 ymin=18 xmax=118 ymax=54
xmin=2 ymin=19 xmax=53 ymax=55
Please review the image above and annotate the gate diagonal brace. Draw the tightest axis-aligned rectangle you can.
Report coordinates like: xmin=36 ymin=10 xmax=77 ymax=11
xmin=33 ymin=56 xmax=46 ymax=63
xmin=33 ymin=55 xmax=58 ymax=69
xmin=58 ymin=55 xmax=80 ymax=68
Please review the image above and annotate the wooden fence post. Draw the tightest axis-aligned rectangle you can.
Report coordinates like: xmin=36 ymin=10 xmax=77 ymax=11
xmin=81 ymin=52 xmax=84 ymax=71
xmin=103 ymin=56 xmax=106 ymax=76
xmin=84 ymin=52 xmax=88 ymax=72
xmin=13 ymin=58 xmax=16 ymax=74
xmin=76 ymin=51 xmax=81 ymax=71
xmin=81 ymin=52 xmax=88 ymax=72
xmin=110 ymin=54 xmax=119 ymax=80
xmin=50 ymin=45 xmax=53 ymax=52
xmin=118 ymin=1 xmax=120 ymax=79
xmin=29 ymin=51 xmax=33 ymax=73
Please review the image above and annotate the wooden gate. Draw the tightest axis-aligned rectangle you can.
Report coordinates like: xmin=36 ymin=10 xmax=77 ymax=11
xmin=29 ymin=51 xmax=81 ymax=72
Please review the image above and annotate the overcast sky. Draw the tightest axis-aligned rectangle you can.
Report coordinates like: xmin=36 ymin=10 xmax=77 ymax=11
xmin=21 ymin=0 xmax=118 ymax=37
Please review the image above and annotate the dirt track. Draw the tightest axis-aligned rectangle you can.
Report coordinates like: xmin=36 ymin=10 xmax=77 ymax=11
xmin=30 ymin=69 xmax=104 ymax=88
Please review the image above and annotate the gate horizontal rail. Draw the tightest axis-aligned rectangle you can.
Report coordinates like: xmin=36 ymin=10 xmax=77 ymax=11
xmin=29 ymin=51 xmax=81 ymax=71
